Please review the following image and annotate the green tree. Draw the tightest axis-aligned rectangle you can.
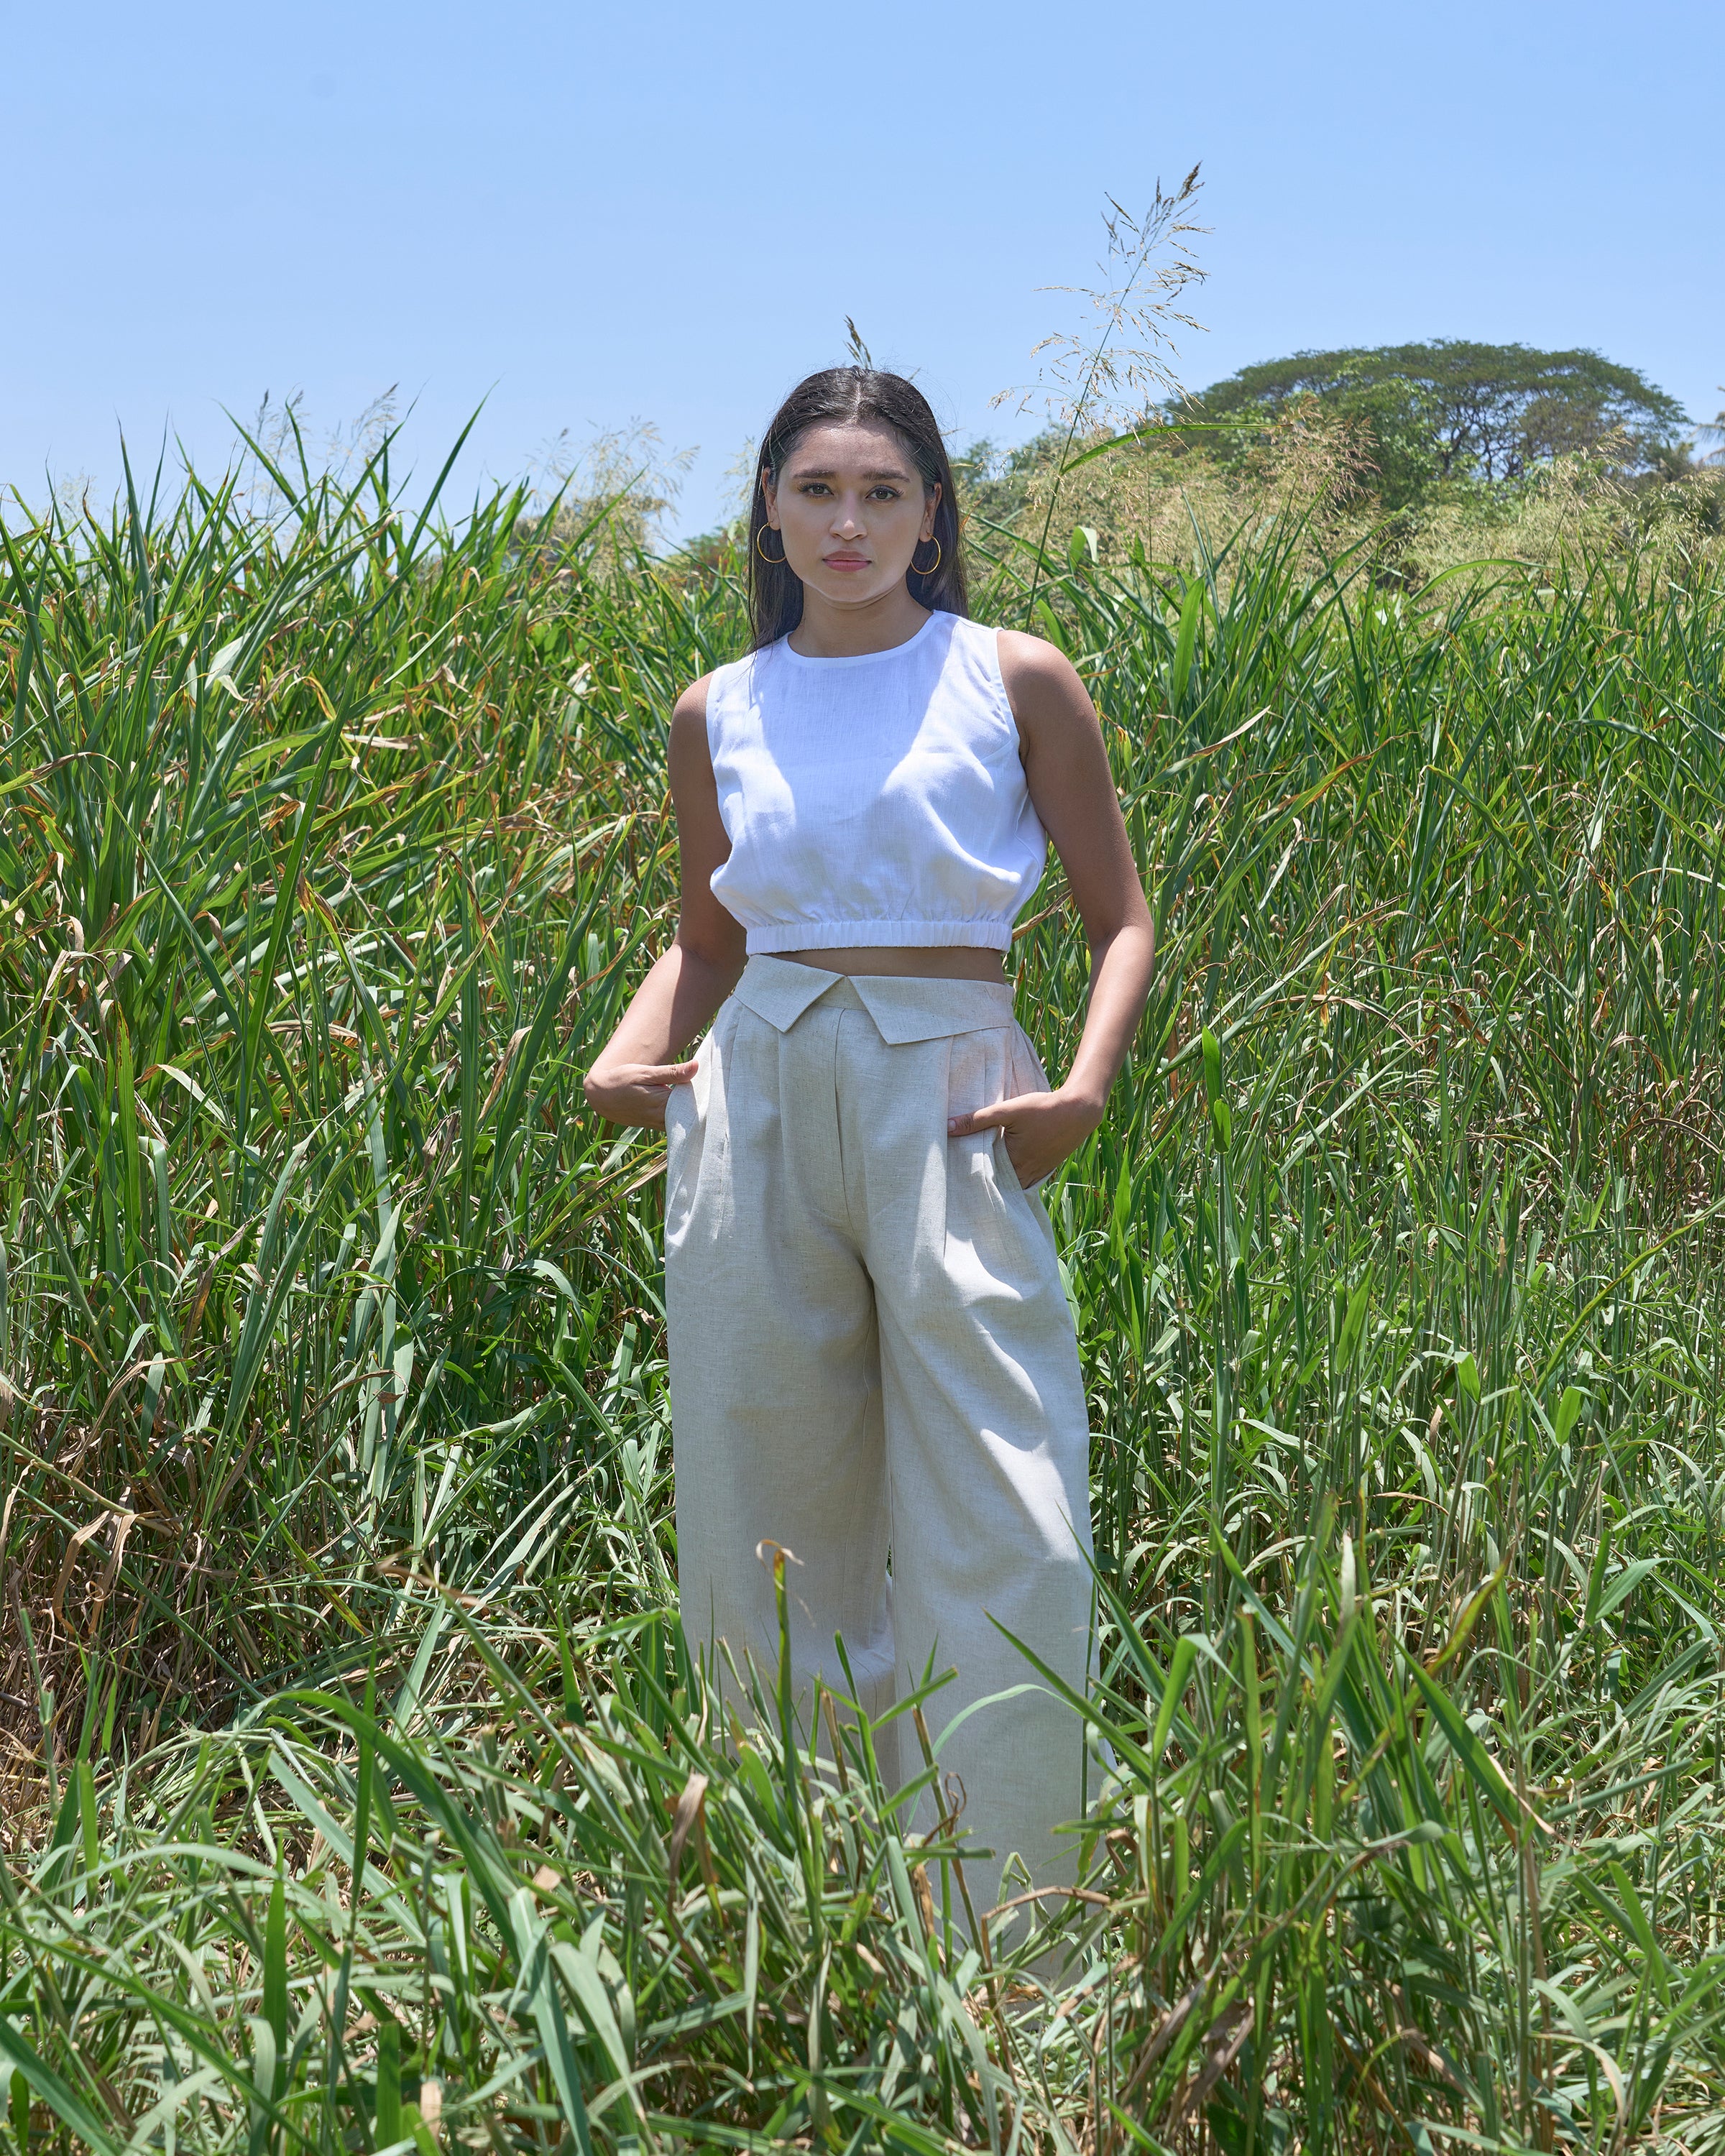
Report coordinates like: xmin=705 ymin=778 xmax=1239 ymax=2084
xmin=1182 ymin=341 xmax=1687 ymax=507
xmin=952 ymin=433 xmax=1066 ymax=533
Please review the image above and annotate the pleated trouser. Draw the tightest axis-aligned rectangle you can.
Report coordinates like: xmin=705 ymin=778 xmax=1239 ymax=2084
xmin=664 ymin=954 xmax=1096 ymax=1915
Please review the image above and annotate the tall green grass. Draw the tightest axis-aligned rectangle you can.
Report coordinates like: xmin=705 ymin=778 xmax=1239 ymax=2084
xmin=5 ymin=438 xmax=1725 ymax=2152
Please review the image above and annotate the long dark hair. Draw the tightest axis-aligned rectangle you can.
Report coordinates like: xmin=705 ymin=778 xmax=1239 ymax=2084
xmin=747 ymin=367 xmax=969 ymax=648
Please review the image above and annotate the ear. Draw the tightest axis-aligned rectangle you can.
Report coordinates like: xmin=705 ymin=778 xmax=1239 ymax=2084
xmin=760 ymin=466 xmax=781 ymax=530
xmin=923 ymin=479 xmax=942 ymax=541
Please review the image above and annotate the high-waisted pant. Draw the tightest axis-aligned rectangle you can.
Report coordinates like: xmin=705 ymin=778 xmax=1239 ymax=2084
xmin=664 ymin=955 xmax=1096 ymax=1915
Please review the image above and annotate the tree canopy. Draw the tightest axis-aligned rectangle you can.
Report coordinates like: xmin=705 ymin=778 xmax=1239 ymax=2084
xmin=1181 ymin=341 xmax=1688 ymax=507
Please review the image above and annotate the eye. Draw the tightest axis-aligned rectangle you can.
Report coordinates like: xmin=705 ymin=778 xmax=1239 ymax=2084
xmin=868 ymin=486 xmax=901 ymax=501
xmin=799 ymin=482 xmax=832 ymax=497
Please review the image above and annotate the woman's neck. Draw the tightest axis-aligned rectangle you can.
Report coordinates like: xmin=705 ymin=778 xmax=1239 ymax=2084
xmin=787 ymin=589 xmax=930 ymax=658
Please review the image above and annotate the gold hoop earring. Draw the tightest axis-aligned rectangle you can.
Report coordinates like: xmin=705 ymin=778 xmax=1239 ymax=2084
xmin=755 ymin=526 xmax=786 ymax=566
xmin=912 ymin=535 xmax=942 ymax=577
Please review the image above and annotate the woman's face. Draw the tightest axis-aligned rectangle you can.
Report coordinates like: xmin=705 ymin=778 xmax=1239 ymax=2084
xmin=762 ymin=420 xmax=938 ymax=610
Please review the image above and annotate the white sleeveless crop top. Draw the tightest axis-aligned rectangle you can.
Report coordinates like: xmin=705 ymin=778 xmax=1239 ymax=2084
xmin=703 ymin=611 xmax=1046 ymax=954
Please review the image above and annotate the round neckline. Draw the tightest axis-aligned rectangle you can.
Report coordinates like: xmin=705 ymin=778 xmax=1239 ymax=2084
xmin=778 ymin=610 xmax=941 ymax=668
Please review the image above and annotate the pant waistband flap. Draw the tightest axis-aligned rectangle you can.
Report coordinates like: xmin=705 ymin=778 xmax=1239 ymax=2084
xmin=731 ymin=954 xmax=1018 ymax=1044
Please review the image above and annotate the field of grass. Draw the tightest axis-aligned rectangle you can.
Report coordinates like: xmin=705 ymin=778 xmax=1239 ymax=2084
xmin=6 ymin=433 xmax=1725 ymax=2153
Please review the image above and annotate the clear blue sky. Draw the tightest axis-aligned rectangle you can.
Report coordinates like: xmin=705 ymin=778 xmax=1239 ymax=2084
xmin=5 ymin=0 xmax=1721 ymax=537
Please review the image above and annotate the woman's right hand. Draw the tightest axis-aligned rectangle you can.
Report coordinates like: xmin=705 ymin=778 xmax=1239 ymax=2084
xmin=583 ymin=1059 xmax=699 ymax=1131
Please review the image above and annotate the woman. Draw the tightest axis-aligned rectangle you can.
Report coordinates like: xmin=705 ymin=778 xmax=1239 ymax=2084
xmin=585 ymin=367 xmax=1154 ymax=1920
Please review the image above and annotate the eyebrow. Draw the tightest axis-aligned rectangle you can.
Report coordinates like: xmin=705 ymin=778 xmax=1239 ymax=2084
xmin=788 ymin=465 xmax=913 ymax=482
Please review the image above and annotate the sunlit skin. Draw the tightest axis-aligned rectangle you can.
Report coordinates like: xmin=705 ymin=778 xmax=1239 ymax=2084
xmin=584 ymin=418 xmax=1156 ymax=1186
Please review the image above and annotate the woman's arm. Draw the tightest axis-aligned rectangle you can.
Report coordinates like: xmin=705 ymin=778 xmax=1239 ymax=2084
xmin=583 ymin=678 xmax=748 ymax=1129
xmin=946 ymin=631 xmax=1155 ymax=1185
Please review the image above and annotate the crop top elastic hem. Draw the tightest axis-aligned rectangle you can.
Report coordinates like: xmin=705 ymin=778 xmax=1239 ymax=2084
xmin=743 ymin=918 xmax=1014 ymax=954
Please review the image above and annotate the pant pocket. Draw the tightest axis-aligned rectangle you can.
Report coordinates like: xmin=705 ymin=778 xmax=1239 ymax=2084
xmin=1009 ymin=1021 xmax=1052 ymax=1099
xmin=663 ymin=1050 xmax=709 ymax=1251
xmin=1006 ymin=1023 xmax=1056 ymax=1189
xmin=992 ymin=1123 xmax=1035 ymax=1197
xmin=947 ymin=1027 xmax=1052 ymax=1196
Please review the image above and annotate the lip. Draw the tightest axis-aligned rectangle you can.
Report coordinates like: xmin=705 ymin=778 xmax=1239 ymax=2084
xmin=822 ymin=552 xmax=870 ymax=569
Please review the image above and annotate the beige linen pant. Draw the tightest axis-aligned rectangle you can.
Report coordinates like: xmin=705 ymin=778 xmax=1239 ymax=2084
xmin=665 ymin=955 xmax=1096 ymax=1915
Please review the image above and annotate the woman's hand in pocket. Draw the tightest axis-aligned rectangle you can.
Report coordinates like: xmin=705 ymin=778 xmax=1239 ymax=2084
xmin=584 ymin=1059 xmax=699 ymax=1130
xmin=947 ymin=1086 xmax=1103 ymax=1188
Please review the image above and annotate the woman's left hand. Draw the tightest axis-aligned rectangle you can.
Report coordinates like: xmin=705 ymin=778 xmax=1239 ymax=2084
xmin=947 ymin=1086 xmax=1104 ymax=1189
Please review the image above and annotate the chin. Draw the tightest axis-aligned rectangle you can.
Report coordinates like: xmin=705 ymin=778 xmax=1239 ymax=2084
xmin=815 ymin=579 xmax=892 ymax=604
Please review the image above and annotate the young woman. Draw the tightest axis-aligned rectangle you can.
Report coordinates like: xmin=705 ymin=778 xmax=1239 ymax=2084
xmin=585 ymin=367 xmax=1154 ymax=1921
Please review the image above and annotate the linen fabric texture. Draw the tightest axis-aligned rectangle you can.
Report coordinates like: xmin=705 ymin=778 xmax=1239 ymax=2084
xmin=704 ymin=612 xmax=1047 ymax=953
xmin=666 ymin=957 xmax=1098 ymax=1917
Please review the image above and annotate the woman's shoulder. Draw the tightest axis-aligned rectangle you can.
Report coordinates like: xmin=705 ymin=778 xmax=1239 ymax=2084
xmin=668 ymin=675 xmax=715 ymax=775
xmin=991 ymin=630 xmax=1097 ymax=754
xmin=993 ymin=627 xmax=1083 ymax=693
xmin=671 ymin=672 xmax=715 ymax=729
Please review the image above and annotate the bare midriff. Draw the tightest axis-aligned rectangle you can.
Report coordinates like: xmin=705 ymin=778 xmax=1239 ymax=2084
xmin=781 ymin=946 xmax=1008 ymax=982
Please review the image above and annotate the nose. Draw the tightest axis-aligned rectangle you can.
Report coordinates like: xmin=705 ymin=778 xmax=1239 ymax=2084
xmin=829 ymin=494 xmax=865 ymax=537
